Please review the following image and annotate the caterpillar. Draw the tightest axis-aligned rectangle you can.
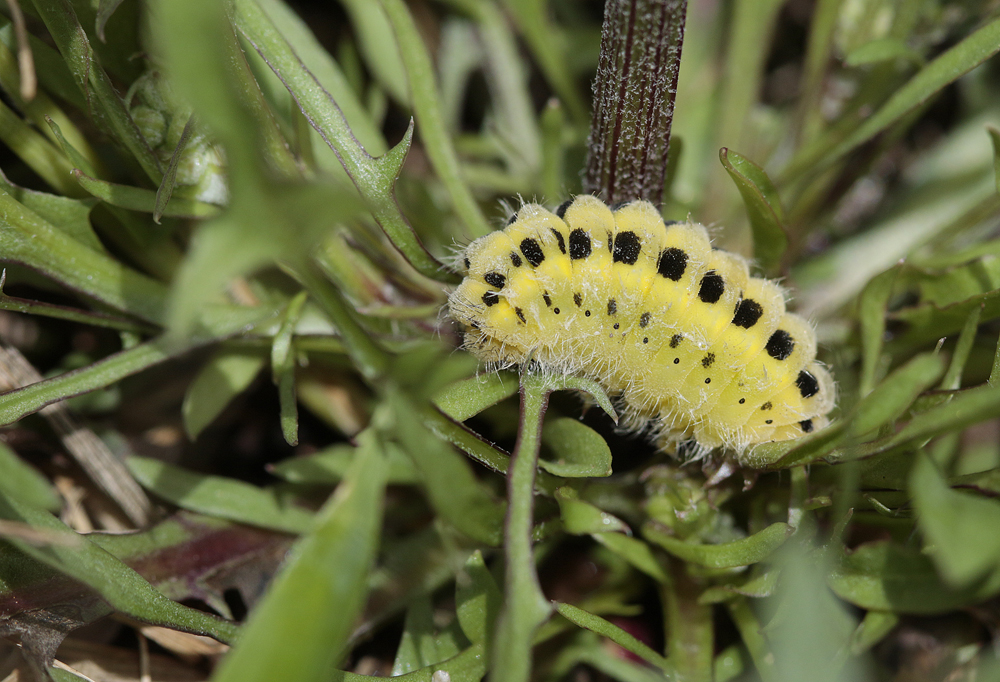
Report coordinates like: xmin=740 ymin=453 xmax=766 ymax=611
xmin=448 ymin=195 xmax=835 ymax=456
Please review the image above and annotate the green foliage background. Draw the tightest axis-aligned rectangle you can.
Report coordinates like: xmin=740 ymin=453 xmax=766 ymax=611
xmin=2 ymin=0 xmax=1000 ymax=681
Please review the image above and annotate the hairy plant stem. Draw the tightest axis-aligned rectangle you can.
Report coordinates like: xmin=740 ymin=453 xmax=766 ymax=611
xmin=490 ymin=373 xmax=554 ymax=682
xmin=583 ymin=0 xmax=686 ymax=207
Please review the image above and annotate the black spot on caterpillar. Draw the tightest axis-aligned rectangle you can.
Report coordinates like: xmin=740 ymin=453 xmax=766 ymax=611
xmin=449 ymin=196 xmax=835 ymax=454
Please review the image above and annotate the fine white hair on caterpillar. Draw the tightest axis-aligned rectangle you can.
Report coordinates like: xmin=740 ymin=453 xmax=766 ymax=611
xmin=448 ymin=195 xmax=835 ymax=456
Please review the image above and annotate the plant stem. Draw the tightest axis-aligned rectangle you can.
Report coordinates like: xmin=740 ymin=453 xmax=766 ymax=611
xmin=583 ymin=0 xmax=686 ymax=207
xmin=662 ymin=560 xmax=713 ymax=682
xmin=490 ymin=373 xmax=554 ymax=682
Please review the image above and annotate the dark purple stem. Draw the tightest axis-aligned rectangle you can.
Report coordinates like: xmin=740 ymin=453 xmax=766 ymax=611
xmin=583 ymin=0 xmax=687 ymax=208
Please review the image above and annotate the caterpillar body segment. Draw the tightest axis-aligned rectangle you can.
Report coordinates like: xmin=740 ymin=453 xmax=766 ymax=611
xmin=449 ymin=196 xmax=835 ymax=455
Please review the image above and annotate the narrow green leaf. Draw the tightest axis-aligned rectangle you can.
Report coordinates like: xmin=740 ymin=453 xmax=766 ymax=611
xmin=272 ymin=292 xmax=308 ymax=446
xmin=95 ymin=0 xmax=126 ymax=41
xmin=153 ymin=116 xmax=195 ymax=223
xmin=338 ymin=0 xmax=408 ymax=105
xmin=769 ymin=544 xmax=862 ymax=682
xmin=392 ymin=596 xmax=442 ymax=675
xmin=73 ymin=170 xmax=221 ymax=219
xmin=31 ymin=0 xmax=162 ymax=183
xmin=550 ymin=375 xmax=617 ymax=423
xmin=0 ymin=492 xmax=237 ymax=642
xmin=857 ymin=265 xmax=902 ymax=396
xmin=0 ymin=171 xmax=100 ymax=251
xmin=989 ymin=126 xmax=1000 ymax=197
xmin=911 ymin=451 xmax=1000 ymax=586
xmin=555 ymin=602 xmax=669 ymax=672
xmin=233 ymin=0 xmax=452 ymax=282
xmin=845 ymin=38 xmax=924 ymax=67
xmin=391 ymin=392 xmax=505 ymax=546
xmin=0 ymin=442 xmax=60 ymax=511
xmin=849 ymin=353 xmax=946 ymax=437
xmin=127 ymin=457 xmax=314 ymax=535
xmin=183 ymin=346 xmax=267 ymax=440
xmin=593 ymin=533 xmax=668 ymax=584
xmin=940 ymin=305 xmax=982 ymax=390
xmin=210 ymin=429 xmax=387 ymax=681
xmin=377 ymin=0 xmax=492 ymax=238
xmin=0 ymin=185 xmax=169 ymax=323
xmin=501 ymin=0 xmax=588 ymax=123
xmin=0 ymin=97 xmax=80 ymax=197
xmin=0 ymin=300 xmax=271 ymax=427
xmin=0 ymin=21 xmax=86 ymax=111
xmin=719 ymin=147 xmax=788 ymax=271
xmin=644 ymin=521 xmax=793 ymax=569
xmin=270 ymin=442 xmax=418 ymax=485
xmin=879 ymin=383 xmax=1000 ymax=452
xmin=791 ymin=14 xmax=1000 ymax=178
xmin=850 ymin=611 xmax=898 ymax=655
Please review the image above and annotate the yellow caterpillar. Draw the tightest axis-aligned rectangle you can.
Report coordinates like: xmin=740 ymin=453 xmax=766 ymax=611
xmin=448 ymin=196 xmax=835 ymax=455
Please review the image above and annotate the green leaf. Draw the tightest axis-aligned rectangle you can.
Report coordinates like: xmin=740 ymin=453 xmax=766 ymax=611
xmin=556 ymin=488 xmax=629 ymax=535
xmin=392 ymin=596 xmax=447 ymax=675
xmin=910 ymin=451 xmax=1000 ymax=586
xmin=0 ymin=442 xmax=60 ymax=511
xmin=251 ymin=0 xmax=388 ymax=155
xmin=857 ymin=265 xmax=902 ymax=395
xmin=644 ymin=521 xmax=793 ymax=569
xmin=0 ymin=491 xmax=237 ymax=642
xmin=850 ymin=611 xmax=899 ymax=655
xmin=210 ymin=429 xmax=387 ymax=681
xmin=456 ymin=550 xmax=502 ymax=646
xmin=719 ymin=147 xmax=788 ymax=272
xmin=272 ymin=292 xmax=308 ymax=446
xmin=127 ymin=457 xmax=314 ymax=535
xmin=769 ymin=544 xmax=862 ymax=682
xmin=791 ymin=14 xmax=1000 ymax=178
xmin=338 ymin=0 xmax=408 ymax=105
xmin=232 ymin=0 xmax=451 ymax=283
xmin=183 ymin=346 xmax=268 ymax=440
xmin=376 ymin=0 xmax=492 ymax=238
xmin=554 ymin=602 xmax=669 ymax=672
xmin=849 ymin=353 xmax=946 ymax=437
xmin=433 ymin=371 xmax=519 ymax=422
xmin=539 ymin=417 xmax=612 ymax=477
xmin=887 ymin=286 xmax=1000 ymax=355
xmin=877 ymin=383 xmax=1000 ymax=452
xmin=31 ymin=0 xmax=162 ymax=183
xmin=593 ymin=533 xmax=668 ymax=584
xmin=501 ymin=0 xmax=587 ymax=124
xmin=0 ymin=306 xmax=272 ymax=427
xmin=828 ymin=540 xmax=1000 ymax=614
xmin=391 ymin=391 xmax=505 ymax=546
xmin=845 ymin=38 xmax=924 ymax=67
xmin=73 ymin=170 xmax=222 ymax=219
xmin=0 ymin=186 xmax=169 ymax=324
xmin=0 ymin=177 xmax=100 ymax=252
xmin=0 ymin=102 xmax=80 ymax=197
xmin=270 ymin=442 xmax=419 ymax=485
xmin=989 ymin=126 xmax=1000 ymax=197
